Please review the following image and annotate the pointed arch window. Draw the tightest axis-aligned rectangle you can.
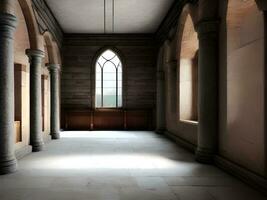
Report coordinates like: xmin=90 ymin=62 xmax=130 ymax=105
xmin=95 ymin=50 xmax=122 ymax=108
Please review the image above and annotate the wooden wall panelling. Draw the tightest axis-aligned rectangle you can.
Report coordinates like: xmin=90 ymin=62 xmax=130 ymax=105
xmin=61 ymin=108 xmax=153 ymax=131
xmin=93 ymin=109 xmax=124 ymax=130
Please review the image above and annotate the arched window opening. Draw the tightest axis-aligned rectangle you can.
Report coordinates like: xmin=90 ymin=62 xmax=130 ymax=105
xmin=179 ymin=14 xmax=199 ymax=122
xmin=95 ymin=49 xmax=122 ymax=108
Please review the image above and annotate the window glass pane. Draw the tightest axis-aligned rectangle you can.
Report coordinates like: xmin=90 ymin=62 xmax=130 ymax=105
xmin=96 ymin=80 xmax=101 ymax=88
xmin=103 ymin=88 xmax=116 ymax=107
xmin=118 ymin=88 xmax=122 ymax=95
xmin=118 ymin=65 xmax=122 ymax=73
xmin=95 ymin=87 xmax=102 ymax=95
xmin=112 ymin=56 xmax=121 ymax=67
xmin=103 ymin=62 xmax=116 ymax=72
xmin=118 ymin=87 xmax=122 ymax=107
xmin=118 ymin=96 xmax=122 ymax=107
xmin=103 ymin=81 xmax=116 ymax=88
xmin=102 ymin=50 xmax=116 ymax=60
xmin=103 ymin=72 xmax=116 ymax=81
xmin=96 ymin=72 xmax=101 ymax=81
xmin=96 ymin=64 xmax=102 ymax=73
xmin=118 ymin=72 xmax=122 ymax=81
xmin=95 ymin=49 xmax=123 ymax=108
xmin=118 ymin=80 xmax=122 ymax=88
xmin=95 ymin=87 xmax=102 ymax=107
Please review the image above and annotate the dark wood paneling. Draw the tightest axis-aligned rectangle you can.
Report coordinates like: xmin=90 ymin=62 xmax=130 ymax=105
xmin=61 ymin=35 xmax=157 ymax=125
xmin=126 ymin=110 xmax=151 ymax=130
xmin=65 ymin=110 xmax=91 ymax=130
xmin=62 ymin=108 xmax=153 ymax=131
xmin=93 ymin=109 xmax=124 ymax=130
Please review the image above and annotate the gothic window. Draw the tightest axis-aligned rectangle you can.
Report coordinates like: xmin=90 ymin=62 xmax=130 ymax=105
xmin=95 ymin=49 xmax=122 ymax=108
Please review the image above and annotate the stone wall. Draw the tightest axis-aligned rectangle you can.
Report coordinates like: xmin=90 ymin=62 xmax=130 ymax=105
xmin=219 ymin=0 xmax=265 ymax=176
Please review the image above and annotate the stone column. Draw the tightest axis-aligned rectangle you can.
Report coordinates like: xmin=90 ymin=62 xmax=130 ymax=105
xmin=256 ymin=0 xmax=267 ymax=177
xmin=167 ymin=61 xmax=177 ymax=115
xmin=156 ymin=70 xmax=166 ymax=133
xmin=156 ymin=48 xmax=166 ymax=133
xmin=26 ymin=49 xmax=45 ymax=152
xmin=195 ymin=20 xmax=219 ymax=163
xmin=0 ymin=12 xmax=17 ymax=174
xmin=47 ymin=64 xmax=61 ymax=139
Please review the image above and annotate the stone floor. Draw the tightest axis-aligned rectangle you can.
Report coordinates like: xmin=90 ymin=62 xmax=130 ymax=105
xmin=0 ymin=131 xmax=266 ymax=200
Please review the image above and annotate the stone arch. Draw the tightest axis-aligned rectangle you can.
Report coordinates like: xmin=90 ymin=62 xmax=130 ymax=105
xmin=163 ymin=2 xmax=200 ymax=146
xmin=165 ymin=4 xmax=198 ymax=63
xmin=175 ymin=4 xmax=198 ymax=61
xmin=14 ymin=0 xmax=30 ymax=65
xmin=164 ymin=3 xmax=199 ymax=122
xmin=43 ymin=31 xmax=61 ymax=65
xmin=178 ymin=6 xmax=199 ymax=123
xmin=18 ymin=0 xmax=44 ymax=50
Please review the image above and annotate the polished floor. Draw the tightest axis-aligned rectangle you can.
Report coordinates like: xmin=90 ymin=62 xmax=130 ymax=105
xmin=0 ymin=131 xmax=266 ymax=200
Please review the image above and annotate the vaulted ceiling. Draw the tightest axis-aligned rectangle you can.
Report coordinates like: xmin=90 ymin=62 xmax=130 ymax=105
xmin=45 ymin=0 xmax=175 ymax=34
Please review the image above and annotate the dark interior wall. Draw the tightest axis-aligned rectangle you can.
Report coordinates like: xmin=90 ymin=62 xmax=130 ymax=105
xmin=61 ymin=34 xmax=158 ymax=109
xmin=61 ymin=34 xmax=158 ymax=130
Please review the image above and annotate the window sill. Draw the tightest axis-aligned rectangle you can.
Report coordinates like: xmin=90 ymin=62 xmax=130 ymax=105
xmin=180 ymin=119 xmax=198 ymax=125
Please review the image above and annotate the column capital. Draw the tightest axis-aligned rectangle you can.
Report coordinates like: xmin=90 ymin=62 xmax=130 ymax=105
xmin=26 ymin=49 xmax=45 ymax=58
xmin=256 ymin=0 xmax=267 ymax=11
xmin=46 ymin=63 xmax=61 ymax=72
xmin=0 ymin=13 xmax=17 ymax=39
xmin=197 ymin=19 xmax=220 ymax=37
xmin=195 ymin=147 xmax=215 ymax=164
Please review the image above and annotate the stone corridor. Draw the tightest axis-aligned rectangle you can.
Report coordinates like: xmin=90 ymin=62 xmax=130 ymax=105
xmin=0 ymin=131 xmax=265 ymax=200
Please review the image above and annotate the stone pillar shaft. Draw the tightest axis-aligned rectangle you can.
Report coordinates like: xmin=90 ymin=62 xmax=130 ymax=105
xmin=47 ymin=64 xmax=60 ymax=139
xmin=196 ymin=20 xmax=219 ymax=163
xmin=167 ymin=61 xmax=177 ymax=115
xmin=0 ymin=13 xmax=17 ymax=174
xmin=156 ymin=70 xmax=166 ymax=133
xmin=26 ymin=49 xmax=45 ymax=152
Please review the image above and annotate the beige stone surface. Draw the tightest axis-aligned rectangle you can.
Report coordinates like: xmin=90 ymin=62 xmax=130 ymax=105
xmin=14 ymin=1 xmax=31 ymax=152
xmin=221 ymin=0 xmax=265 ymax=175
xmin=164 ymin=6 xmax=199 ymax=146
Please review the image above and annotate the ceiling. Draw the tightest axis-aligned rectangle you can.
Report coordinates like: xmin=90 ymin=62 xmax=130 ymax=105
xmin=45 ymin=0 xmax=174 ymax=34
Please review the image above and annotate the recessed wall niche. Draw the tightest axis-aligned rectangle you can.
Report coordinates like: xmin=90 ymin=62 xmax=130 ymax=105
xmin=14 ymin=64 xmax=23 ymax=143
xmin=179 ymin=14 xmax=199 ymax=122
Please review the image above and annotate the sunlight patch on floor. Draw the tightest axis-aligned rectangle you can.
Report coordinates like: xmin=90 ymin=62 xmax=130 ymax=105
xmin=27 ymin=154 xmax=186 ymax=170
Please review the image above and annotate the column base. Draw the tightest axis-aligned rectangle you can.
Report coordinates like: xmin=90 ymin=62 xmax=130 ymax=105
xmin=31 ymin=141 xmax=44 ymax=152
xmin=0 ymin=157 xmax=17 ymax=175
xmin=15 ymin=145 xmax=32 ymax=160
xmin=155 ymin=129 xmax=165 ymax=134
xmin=51 ymin=132 xmax=60 ymax=140
xmin=195 ymin=147 xmax=214 ymax=164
